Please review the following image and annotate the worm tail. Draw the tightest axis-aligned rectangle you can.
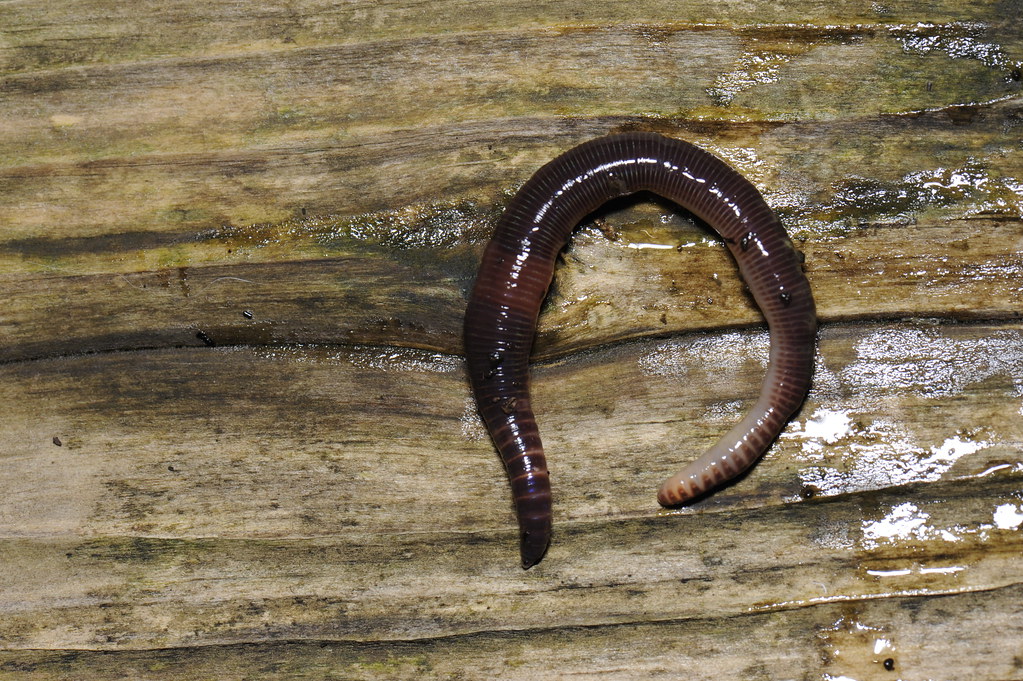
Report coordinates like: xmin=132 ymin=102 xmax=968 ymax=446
xmin=465 ymin=282 xmax=553 ymax=567
xmin=656 ymin=301 xmax=816 ymax=505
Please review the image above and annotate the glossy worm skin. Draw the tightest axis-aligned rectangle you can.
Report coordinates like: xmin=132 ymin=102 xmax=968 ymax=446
xmin=464 ymin=132 xmax=816 ymax=568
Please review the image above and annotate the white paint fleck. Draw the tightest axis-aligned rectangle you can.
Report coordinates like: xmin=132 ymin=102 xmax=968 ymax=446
xmin=802 ymin=408 xmax=854 ymax=443
xmin=862 ymin=502 xmax=932 ymax=547
xmin=993 ymin=503 xmax=1023 ymax=530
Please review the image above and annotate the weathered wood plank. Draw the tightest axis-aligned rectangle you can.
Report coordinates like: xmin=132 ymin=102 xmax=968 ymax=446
xmin=2 ymin=95 xmax=1021 ymax=362
xmin=2 ymin=583 xmax=1022 ymax=680
xmin=2 ymin=81 xmax=1021 ymax=246
xmin=2 ymin=15 xmax=1020 ymax=244
xmin=1 ymin=0 xmax=1021 ymax=679
xmin=2 ymin=205 xmax=1021 ymax=363
xmin=5 ymin=0 xmax=1021 ymax=76
xmin=2 ymin=322 xmax=1019 ymax=540
xmin=0 ymin=460 xmax=1020 ymax=650
xmin=0 ymin=322 xmax=1020 ymax=655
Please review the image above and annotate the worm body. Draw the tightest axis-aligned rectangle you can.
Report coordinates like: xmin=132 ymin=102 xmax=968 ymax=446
xmin=464 ymin=132 xmax=816 ymax=568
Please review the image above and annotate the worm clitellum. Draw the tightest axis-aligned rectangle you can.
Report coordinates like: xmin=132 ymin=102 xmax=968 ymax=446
xmin=464 ymin=132 xmax=817 ymax=568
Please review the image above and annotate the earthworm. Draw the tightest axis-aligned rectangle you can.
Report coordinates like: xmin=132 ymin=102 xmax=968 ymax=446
xmin=464 ymin=132 xmax=816 ymax=568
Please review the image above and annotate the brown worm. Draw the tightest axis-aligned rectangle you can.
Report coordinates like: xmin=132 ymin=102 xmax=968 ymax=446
xmin=464 ymin=132 xmax=816 ymax=568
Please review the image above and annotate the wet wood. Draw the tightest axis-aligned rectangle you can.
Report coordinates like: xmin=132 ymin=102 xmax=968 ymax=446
xmin=1 ymin=1 xmax=1022 ymax=679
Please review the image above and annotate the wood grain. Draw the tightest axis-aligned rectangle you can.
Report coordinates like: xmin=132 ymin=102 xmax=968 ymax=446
xmin=1 ymin=583 xmax=1022 ymax=679
xmin=1 ymin=1 xmax=1022 ymax=679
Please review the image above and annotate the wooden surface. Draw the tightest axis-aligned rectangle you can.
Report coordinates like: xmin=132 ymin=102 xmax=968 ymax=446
xmin=1 ymin=1 xmax=1022 ymax=679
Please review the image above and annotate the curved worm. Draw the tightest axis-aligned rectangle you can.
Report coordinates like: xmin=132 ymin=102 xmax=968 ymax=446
xmin=464 ymin=132 xmax=816 ymax=568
